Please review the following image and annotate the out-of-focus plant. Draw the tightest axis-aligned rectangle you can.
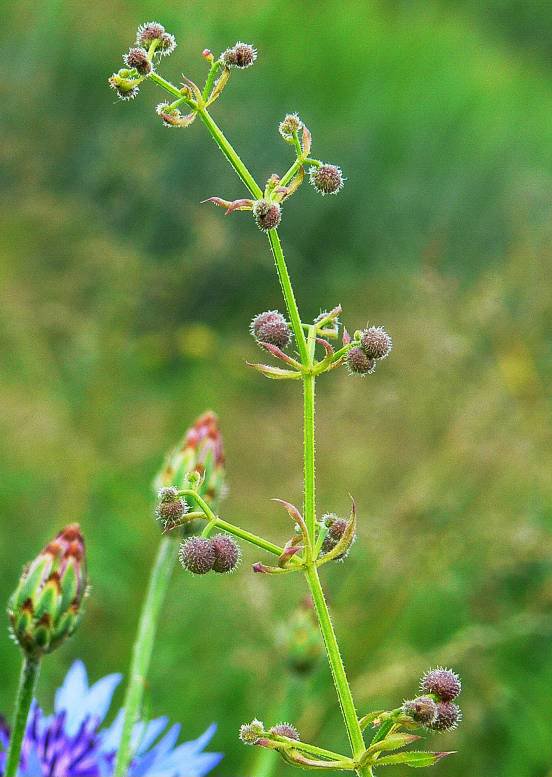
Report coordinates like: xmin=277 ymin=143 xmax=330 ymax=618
xmin=107 ymin=23 xmax=463 ymax=776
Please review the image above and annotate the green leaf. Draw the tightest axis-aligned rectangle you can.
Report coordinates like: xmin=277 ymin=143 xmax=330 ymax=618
xmin=376 ymin=751 xmax=456 ymax=768
xmin=358 ymin=711 xmax=385 ymax=731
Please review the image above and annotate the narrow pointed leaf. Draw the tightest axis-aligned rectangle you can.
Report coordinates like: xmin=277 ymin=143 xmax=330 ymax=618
xmin=375 ymin=751 xmax=455 ymax=768
xmin=246 ymin=362 xmax=303 ymax=380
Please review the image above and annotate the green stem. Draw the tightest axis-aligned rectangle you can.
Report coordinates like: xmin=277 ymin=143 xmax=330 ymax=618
xmin=202 ymin=60 xmax=222 ymax=101
xmin=303 ymin=374 xmax=316 ymax=545
xmin=148 ymin=71 xmax=185 ymax=100
xmin=305 ymin=565 xmax=370 ymax=776
xmin=5 ymin=656 xmax=40 ymax=777
xmin=197 ymin=109 xmax=262 ymax=199
xmin=114 ymin=537 xmax=177 ymax=777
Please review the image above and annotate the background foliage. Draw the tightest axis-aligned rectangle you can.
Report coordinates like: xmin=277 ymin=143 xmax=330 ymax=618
xmin=2 ymin=1 xmax=552 ymax=775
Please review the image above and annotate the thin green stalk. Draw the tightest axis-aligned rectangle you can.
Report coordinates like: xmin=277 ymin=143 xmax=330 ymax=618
xmin=5 ymin=657 xmax=40 ymax=777
xmin=114 ymin=537 xmax=177 ymax=777
xmin=303 ymin=374 xmax=316 ymax=545
xmin=305 ymin=565 xmax=371 ymax=776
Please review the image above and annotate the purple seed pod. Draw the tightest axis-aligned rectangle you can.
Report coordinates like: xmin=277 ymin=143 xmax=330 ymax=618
xmin=269 ymin=723 xmax=300 ymax=741
xmin=279 ymin=113 xmax=303 ymax=141
xmin=320 ymin=513 xmax=348 ymax=553
xmin=178 ymin=537 xmax=215 ymax=575
xmin=211 ymin=533 xmax=241 ymax=573
xmin=428 ymin=701 xmax=462 ymax=731
xmin=402 ymin=696 xmax=438 ymax=726
xmin=221 ymin=42 xmax=257 ymax=69
xmin=360 ymin=326 xmax=392 ymax=360
xmin=253 ymin=199 xmax=282 ymax=232
xmin=158 ymin=32 xmax=177 ymax=56
xmin=123 ymin=47 xmax=152 ymax=75
xmin=250 ymin=310 xmax=292 ymax=349
xmin=155 ymin=490 xmax=188 ymax=527
xmin=136 ymin=21 xmax=166 ymax=46
xmin=239 ymin=719 xmax=264 ymax=745
xmin=346 ymin=347 xmax=376 ymax=376
xmin=420 ymin=668 xmax=462 ymax=701
xmin=309 ymin=164 xmax=345 ymax=196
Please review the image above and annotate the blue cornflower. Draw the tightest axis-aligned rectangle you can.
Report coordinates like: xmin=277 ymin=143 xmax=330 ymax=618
xmin=0 ymin=661 xmax=222 ymax=777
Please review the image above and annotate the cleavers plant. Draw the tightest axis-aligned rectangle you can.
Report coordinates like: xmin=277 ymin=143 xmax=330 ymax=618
xmin=108 ymin=23 xmax=463 ymax=776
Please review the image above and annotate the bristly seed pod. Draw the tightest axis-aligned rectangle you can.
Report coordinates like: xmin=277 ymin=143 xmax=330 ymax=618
xmin=428 ymin=701 xmax=462 ymax=731
xmin=253 ymin=199 xmax=282 ymax=232
xmin=250 ymin=310 xmax=292 ymax=349
xmin=320 ymin=514 xmax=348 ymax=553
xmin=402 ymin=696 xmax=439 ymax=726
xmin=309 ymin=164 xmax=345 ymax=195
xmin=136 ymin=21 xmax=166 ymax=46
xmin=211 ymin=533 xmax=241 ymax=573
xmin=8 ymin=524 xmax=88 ymax=658
xmin=269 ymin=723 xmax=300 ymax=741
xmin=108 ymin=71 xmax=140 ymax=100
xmin=158 ymin=32 xmax=177 ymax=56
xmin=279 ymin=113 xmax=303 ymax=141
xmin=360 ymin=326 xmax=392 ymax=360
xmin=155 ymin=487 xmax=188 ymax=528
xmin=239 ymin=719 xmax=264 ymax=745
xmin=346 ymin=346 xmax=376 ymax=376
xmin=123 ymin=47 xmax=152 ymax=75
xmin=221 ymin=42 xmax=257 ymax=69
xmin=178 ymin=537 xmax=216 ymax=575
xmin=420 ymin=668 xmax=462 ymax=701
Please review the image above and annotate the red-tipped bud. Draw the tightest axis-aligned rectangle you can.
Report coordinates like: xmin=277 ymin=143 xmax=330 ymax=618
xmin=279 ymin=113 xmax=303 ymax=141
xmin=402 ymin=696 xmax=439 ymax=726
xmin=211 ymin=533 xmax=241 ymax=573
xmin=155 ymin=411 xmax=226 ymax=510
xmin=253 ymin=199 xmax=282 ymax=231
xmin=250 ymin=311 xmax=292 ymax=349
xmin=178 ymin=536 xmax=216 ymax=575
xmin=221 ymin=42 xmax=257 ymax=69
xmin=428 ymin=701 xmax=462 ymax=731
xmin=202 ymin=48 xmax=213 ymax=59
xmin=269 ymin=723 xmax=300 ymax=741
xmin=346 ymin=346 xmax=376 ymax=375
xmin=309 ymin=164 xmax=345 ymax=196
xmin=360 ymin=326 xmax=392 ymax=360
xmin=420 ymin=668 xmax=462 ymax=701
xmin=239 ymin=719 xmax=264 ymax=745
xmin=8 ymin=525 xmax=88 ymax=658
xmin=123 ymin=46 xmax=152 ymax=75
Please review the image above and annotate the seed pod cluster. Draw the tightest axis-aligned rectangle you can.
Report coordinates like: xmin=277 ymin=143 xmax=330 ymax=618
xmin=346 ymin=325 xmax=392 ymax=376
xmin=402 ymin=668 xmax=462 ymax=732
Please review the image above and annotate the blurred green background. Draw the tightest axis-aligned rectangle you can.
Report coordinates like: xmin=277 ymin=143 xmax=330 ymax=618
xmin=2 ymin=0 xmax=552 ymax=775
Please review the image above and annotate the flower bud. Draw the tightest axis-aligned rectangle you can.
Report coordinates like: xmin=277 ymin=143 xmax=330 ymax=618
xmin=211 ymin=533 xmax=241 ymax=573
xmin=360 ymin=326 xmax=392 ymax=360
xmin=8 ymin=524 xmax=88 ymax=658
xmin=420 ymin=668 xmax=461 ymax=701
xmin=221 ymin=42 xmax=257 ymax=69
xmin=253 ymin=200 xmax=281 ymax=232
xmin=346 ymin=346 xmax=376 ymax=375
xmin=250 ymin=310 xmax=292 ymax=349
xmin=279 ymin=113 xmax=303 ymax=141
xmin=402 ymin=696 xmax=438 ymax=726
xmin=269 ymin=723 xmax=300 ymax=741
xmin=309 ymin=164 xmax=344 ymax=196
xmin=239 ymin=719 xmax=264 ymax=745
xmin=155 ymin=411 xmax=226 ymax=510
xmin=155 ymin=487 xmax=188 ymax=529
xmin=178 ymin=537 xmax=216 ymax=575
xmin=123 ymin=47 xmax=152 ymax=75
xmin=428 ymin=701 xmax=462 ymax=731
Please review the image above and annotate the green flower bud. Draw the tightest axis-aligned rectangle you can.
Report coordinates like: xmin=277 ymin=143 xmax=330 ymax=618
xmin=154 ymin=411 xmax=226 ymax=510
xmin=8 ymin=524 xmax=88 ymax=658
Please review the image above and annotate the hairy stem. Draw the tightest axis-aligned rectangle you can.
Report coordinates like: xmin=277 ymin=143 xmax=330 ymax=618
xmin=114 ymin=537 xmax=177 ymax=777
xmin=5 ymin=656 xmax=40 ymax=777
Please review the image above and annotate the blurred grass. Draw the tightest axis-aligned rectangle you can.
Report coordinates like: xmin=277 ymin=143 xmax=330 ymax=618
xmin=1 ymin=1 xmax=552 ymax=775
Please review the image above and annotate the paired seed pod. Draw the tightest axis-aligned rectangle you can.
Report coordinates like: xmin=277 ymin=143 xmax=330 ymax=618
xmin=179 ymin=533 xmax=241 ymax=575
xmin=250 ymin=310 xmax=292 ymax=349
xmin=402 ymin=667 xmax=462 ymax=732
